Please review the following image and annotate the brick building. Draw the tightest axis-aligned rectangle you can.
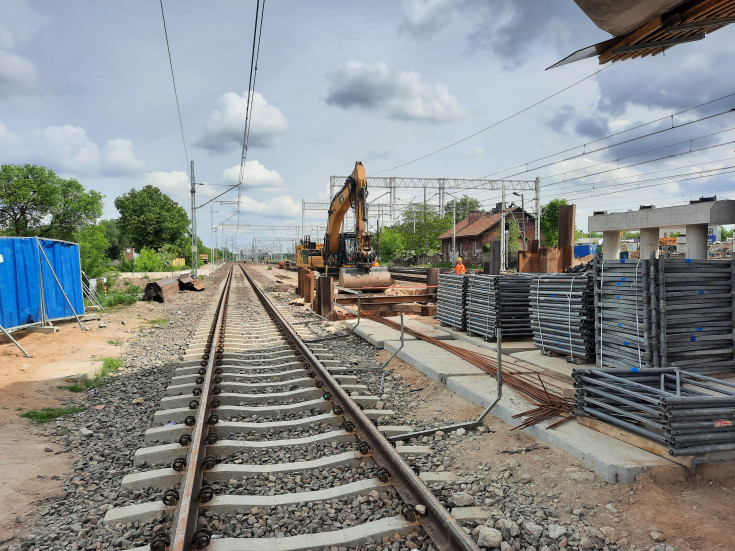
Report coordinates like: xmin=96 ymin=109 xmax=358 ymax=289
xmin=438 ymin=206 xmax=536 ymax=263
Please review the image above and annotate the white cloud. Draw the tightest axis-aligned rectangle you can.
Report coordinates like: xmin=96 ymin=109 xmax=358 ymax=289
xmin=0 ymin=121 xmax=19 ymax=145
xmin=463 ymin=146 xmax=485 ymax=158
xmin=325 ymin=61 xmax=467 ymax=123
xmin=239 ymin=194 xmax=301 ymax=217
xmin=0 ymin=50 xmax=38 ymax=97
xmin=31 ymin=125 xmax=99 ymax=171
xmin=221 ymin=160 xmax=283 ymax=189
xmin=196 ymin=91 xmax=288 ymax=152
xmin=101 ymin=138 xmax=145 ymax=174
xmin=143 ymin=170 xmax=189 ymax=194
xmin=400 ymin=0 xmax=462 ymax=37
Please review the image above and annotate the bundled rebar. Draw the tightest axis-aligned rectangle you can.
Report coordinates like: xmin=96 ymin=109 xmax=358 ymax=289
xmin=574 ymin=368 xmax=735 ymax=456
xmin=436 ymin=274 xmax=467 ymax=330
xmin=530 ymin=272 xmax=594 ymax=362
xmin=466 ymin=274 xmax=533 ymax=340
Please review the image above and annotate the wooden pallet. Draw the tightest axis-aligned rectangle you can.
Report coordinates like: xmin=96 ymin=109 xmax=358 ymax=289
xmin=576 ymin=415 xmax=696 ymax=468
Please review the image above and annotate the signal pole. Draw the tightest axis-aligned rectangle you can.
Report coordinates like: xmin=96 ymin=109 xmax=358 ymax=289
xmin=190 ymin=161 xmax=198 ymax=277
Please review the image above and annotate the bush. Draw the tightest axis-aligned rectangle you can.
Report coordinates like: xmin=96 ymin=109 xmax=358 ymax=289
xmin=99 ymin=293 xmax=138 ymax=307
xmin=135 ymin=248 xmax=164 ymax=272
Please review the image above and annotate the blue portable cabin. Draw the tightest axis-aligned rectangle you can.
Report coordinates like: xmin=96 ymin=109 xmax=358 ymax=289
xmin=0 ymin=237 xmax=84 ymax=331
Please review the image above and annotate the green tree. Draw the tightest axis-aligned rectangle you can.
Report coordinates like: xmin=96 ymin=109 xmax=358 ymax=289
xmin=77 ymin=224 xmax=110 ymax=278
xmin=378 ymin=227 xmax=406 ymax=262
xmin=397 ymin=204 xmax=452 ymax=256
xmin=720 ymin=226 xmax=734 ymax=241
xmin=46 ymin=178 xmax=103 ymax=241
xmin=114 ymin=185 xmax=190 ymax=251
xmin=0 ymin=164 xmax=102 ymax=238
xmin=134 ymin=248 xmax=164 ymax=272
xmin=444 ymin=195 xmax=482 ymax=223
xmin=508 ymin=220 xmax=522 ymax=257
xmin=99 ymin=219 xmax=123 ymax=259
xmin=540 ymin=198 xmax=568 ymax=247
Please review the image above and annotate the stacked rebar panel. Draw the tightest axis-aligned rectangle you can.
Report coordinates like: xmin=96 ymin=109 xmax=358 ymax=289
xmin=466 ymin=274 xmax=533 ymax=339
xmin=436 ymin=273 xmax=467 ymax=330
xmin=574 ymin=368 xmax=735 ymax=456
xmin=594 ymin=259 xmax=658 ymax=369
xmin=530 ymin=272 xmax=595 ymax=362
xmin=657 ymin=259 xmax=734 ymax=374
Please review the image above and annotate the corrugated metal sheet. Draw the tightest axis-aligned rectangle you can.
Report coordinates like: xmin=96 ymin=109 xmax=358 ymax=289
xmin=0 ymin=237 xmax=84 ymax=330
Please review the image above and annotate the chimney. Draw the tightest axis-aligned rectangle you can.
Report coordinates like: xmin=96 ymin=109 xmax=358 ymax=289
xmin=467 ymin=210 xmax=481 ymax=224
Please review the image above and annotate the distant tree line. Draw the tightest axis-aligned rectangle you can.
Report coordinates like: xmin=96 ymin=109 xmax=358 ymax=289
xmin=0 ymin=164 xmax=232 ymax=278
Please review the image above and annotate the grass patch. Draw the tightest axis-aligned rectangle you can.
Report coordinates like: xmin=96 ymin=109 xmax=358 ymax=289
xmin=21 ymin=406 xmax=86 ymax=424
xmin=267 ymin=265 xmax=273 ymax=270
xmin=99 ymin=293 xmax=138 ymax=308
xmin=58 ymin=357 xmax=124 ymax=393
xmin=108 ymin=340 xmax=121 ymax=345
xmin=145 ymin=318 xmax=170 ymax=326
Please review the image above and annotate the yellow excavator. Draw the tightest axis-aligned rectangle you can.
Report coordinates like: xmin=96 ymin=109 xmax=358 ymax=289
xmin=323 ymin=161 xmax=392 ymax=288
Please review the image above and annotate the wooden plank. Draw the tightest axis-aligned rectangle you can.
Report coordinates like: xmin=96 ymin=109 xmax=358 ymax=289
xmin=557 ymin=204 xmax=576 ymax=248
xmin=599 ymin=17 xmax=663 ymax=64
xmin=576 ymin=415 xmax=695 ymax=468
xmin=335 ymin=294 xmax=434 ymax=305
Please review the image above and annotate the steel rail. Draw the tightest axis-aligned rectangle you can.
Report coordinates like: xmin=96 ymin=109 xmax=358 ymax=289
xmin=237 ymin=263 xmax=480 ymax=551
xmin=168 ymin=266 xmax=234 ymax=551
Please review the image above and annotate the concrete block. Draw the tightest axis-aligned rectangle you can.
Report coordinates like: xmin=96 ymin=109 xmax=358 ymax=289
xmin=383 ymin=340 xmax=483 ymax=382
xmin=445 ymin=375 xmax=676 ymax=483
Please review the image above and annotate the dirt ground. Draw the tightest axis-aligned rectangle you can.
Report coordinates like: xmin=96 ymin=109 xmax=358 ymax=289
xmin=250 ymin=262 xmax=735 ymax=550
xmin=0 ymin=301 xmax=165 ymax=545
xmin=376 ymin=349 xmax=735 ymax=551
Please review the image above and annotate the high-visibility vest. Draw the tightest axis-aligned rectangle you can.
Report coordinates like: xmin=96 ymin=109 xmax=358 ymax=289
xmin=455 ymin=263 xmax=466 ymax=275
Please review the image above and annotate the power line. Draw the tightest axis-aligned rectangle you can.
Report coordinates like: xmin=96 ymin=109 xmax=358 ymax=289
xmin=538 ymin=129 xmax=735 ymax=186
xmin=369 ymin=64 xmax=613 ymax=175
xmin=484 ymin=92 xmax=735 ymax=179
xmin=197 ymin=1 xmax=267 ymax=213
xmin=159 ymin=0 xmax=189 ymax=168
xmin=486 ymin=109 xmax=734 ymax=180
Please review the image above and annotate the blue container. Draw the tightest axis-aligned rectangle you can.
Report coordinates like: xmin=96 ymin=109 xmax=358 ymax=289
xmin=574 ymin=244 xmax=596 ymax=257
xmin=0 ymin=237 xmax=84 ymax=330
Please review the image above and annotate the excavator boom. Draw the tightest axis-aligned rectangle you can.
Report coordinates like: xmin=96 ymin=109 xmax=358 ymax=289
xmin=323 ymin=161 xmax=391 ymax=288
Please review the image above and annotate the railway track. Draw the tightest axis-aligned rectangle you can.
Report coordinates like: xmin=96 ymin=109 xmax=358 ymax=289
xmin=102 ymin=263 xmax=481 ymax=551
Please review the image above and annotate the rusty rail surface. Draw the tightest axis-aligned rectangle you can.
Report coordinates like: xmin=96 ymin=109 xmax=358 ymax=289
xmin=361 ymin=312 xmax=574 ymax=428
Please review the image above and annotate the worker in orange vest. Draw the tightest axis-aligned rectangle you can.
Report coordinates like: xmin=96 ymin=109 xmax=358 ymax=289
xmin=453 ymin=256 xmax=466 ymax=275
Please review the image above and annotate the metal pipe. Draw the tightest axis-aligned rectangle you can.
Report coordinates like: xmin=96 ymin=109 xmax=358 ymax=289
xmin=37 ymin=241 xmax=87 ymax=331
xmin=0 ymin=323 xmax=32 ymax=357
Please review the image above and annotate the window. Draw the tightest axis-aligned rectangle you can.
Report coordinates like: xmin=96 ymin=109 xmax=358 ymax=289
xmin=473 ymin=241 xmax=477 ymax=256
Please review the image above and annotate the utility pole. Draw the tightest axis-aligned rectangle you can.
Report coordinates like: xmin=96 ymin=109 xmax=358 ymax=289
xmin=452 ymin=201 xmax=456 ymax=263
xmin=190 ymin=161 xmax=198 ymax=277
xmin=501 ymin=183 xmax=506 ymax=271
xmin=423 ymin=186 xmax=428 ymax=260
xmin=210 ymin=205 xmax=214 ymax=265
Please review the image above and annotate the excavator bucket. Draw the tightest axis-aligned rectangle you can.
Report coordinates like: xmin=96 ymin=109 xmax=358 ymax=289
xmin=338 ymin=266 xmax=392 ymax=289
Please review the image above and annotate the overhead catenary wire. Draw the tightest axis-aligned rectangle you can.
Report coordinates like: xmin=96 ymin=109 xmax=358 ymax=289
xmin=198 ymin=0 xmax=267 ymax=213
xmin=369 ymin=64 xmax=613 ymax=176
xmin=159 ymin=0 xmax=189 ymax=169
xmin=484 ymin=110 xmax=735 ymax=181
xmin=484 ymin=92 xmax=735 ymax=179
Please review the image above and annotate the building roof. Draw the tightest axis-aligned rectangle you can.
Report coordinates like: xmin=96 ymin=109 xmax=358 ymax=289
xmin=550 ymin=0 xmax=735 ymax=68
xmin=439 ymin=208 xmax=531 ymax=240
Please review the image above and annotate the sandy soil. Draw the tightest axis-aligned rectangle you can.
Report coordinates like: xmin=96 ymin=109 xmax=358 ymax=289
xmin=0 ymin=301 xmax=165 ymax=545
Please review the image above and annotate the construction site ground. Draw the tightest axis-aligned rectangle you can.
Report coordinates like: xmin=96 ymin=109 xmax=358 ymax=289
xmin=2 ymin=262 xmax=734 ymax=551
xmin=0 ymin=301 xmax=168 ymax=546
xmin=254 ymin=262 xmax=735 ymax=550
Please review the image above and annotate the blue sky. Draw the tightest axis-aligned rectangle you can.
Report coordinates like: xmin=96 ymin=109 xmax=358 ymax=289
xmin=1 ymin=0 xmax=734 ymax=252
